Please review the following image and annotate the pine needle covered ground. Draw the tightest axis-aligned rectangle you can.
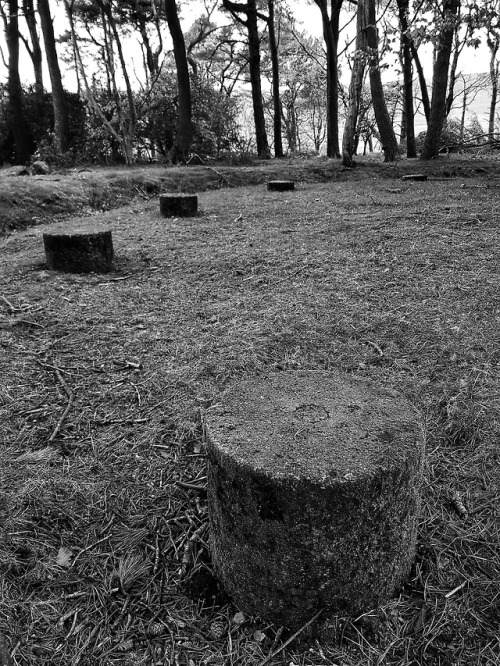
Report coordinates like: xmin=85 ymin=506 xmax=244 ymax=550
xmin=0 ymin=161 xmax=499 ymax=665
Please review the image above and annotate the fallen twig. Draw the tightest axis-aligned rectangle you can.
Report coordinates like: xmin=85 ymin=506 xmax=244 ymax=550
xmin=366 ymin=340 xmax=384 ymax=356
xmin=48 ymin=367 xmax=75 ymax=443
xmin=445 ymin=580 xmax=468 ymax=599
xmin=206 ymin=166 xmax=231 ymax=186
xmin=0 ymin=295 xmax=18 ymax=312
xmin=258 ymin=610 xmax=323 ymax=666
xmin=176 ymin=480 xmax=207 ymax=492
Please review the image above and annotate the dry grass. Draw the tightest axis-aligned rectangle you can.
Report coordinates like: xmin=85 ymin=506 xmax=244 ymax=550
xmin=1 ymin=154 xmax=499 ymax=234
xmin=0 ymin=160 xmax=499 ymax=665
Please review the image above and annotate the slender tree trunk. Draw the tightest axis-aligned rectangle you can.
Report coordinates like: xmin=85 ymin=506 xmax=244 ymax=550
xmin=459 ymin=85 xmax=467 ymax=143
xmin=362 ymin=0 xmax=399 ymax=162
xmin=315 ymin=0 xmax=343 ymax=158
xmin=409 ymin=42 xmax=430 ymax=122
xmin=222 ymin=0 xmax=270 ymax=158
xmin=488 ymin=39 xmax=499 ymax=142
xmin=23 ymin=0 xmax=44 ymax=97
xmin=445 ymin=31 xmax=461 ymax=116
xmin=246 ymin=0 xmax=270 ymax=158
xmin=267 ymin=0 xmax=283 ymax=157
xmin=397 ymin=0 xmax=416 ymax=157
xmin=165 ymin=0 xmax=193 ymax=163
xmin=342 ymin=5 xmax=365 ymax=167
xmin=37 ymin=0 xmax=70 ymax=152
xmin=5 ymin=0 xmax=34 ymax=163
xmin=421 ymin=0 xmax=460 ymax=160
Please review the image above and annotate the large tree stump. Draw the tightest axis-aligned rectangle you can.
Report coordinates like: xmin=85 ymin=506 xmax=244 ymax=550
xmin=205 ymin=370 xmax=424 ymax=629
xmin=159 ymin=193 xmax=198 ymax=217
xmin=267 ymin=180 xmax=295 ymax=192
xmin=43 ymin=226 xmax=114 ymax=273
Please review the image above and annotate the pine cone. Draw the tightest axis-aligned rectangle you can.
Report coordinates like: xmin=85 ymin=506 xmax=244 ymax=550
xmin=208 ymin=618 xmax=226 ymax=640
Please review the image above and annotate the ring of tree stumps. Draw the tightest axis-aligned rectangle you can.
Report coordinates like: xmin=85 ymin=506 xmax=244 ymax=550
xmin=205 ymin=370 xmax=424 ymax=630
xmin=43 ymin=226 xmax=114 ymax=273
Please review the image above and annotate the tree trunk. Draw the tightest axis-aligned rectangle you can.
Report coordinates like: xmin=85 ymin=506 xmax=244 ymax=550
xmin=23 ymin=0 xmax=44 ymax=97
xmin=445 ymin=31 xmax=461 ymax=117
xmin=315 ymin=0 xmax=343 ymax=158
xmin=459 ymin=85 xmax=467 ymax=143
xmin=165 ymin=0 xmax=193 ymax=163
xmin=246 ymin=0 xmax=270 ymax=158
xmin=342 ymin=5 xmax=365 ymax=167
xmin=5 ymin=0 xmax=34 ymax=163
xmin=409 ymin=42 xmax=430 ymax=123
xmin=421 ymin=0 xmax=460 ymax=160
xmin=37 ymin=0 xmax=70 ymax=152
xmin=488 ymin=39 xmax=499 ymax=142
xmin=362 ymin=0 xmax=399 ymax=162
xmin=267 ymin=0 xmax=283 ymax=158
xmin=222 ymin=0 xmax=270 ymax=159
xmin=397 ymin=0 xmax=416 ymax=157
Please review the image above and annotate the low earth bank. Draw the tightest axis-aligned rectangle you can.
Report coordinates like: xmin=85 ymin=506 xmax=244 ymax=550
xmin=1 ymin=155 xmax=500 ymax=234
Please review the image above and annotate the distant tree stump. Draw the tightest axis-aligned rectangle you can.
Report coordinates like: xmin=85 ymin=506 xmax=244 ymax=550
xmin=206 ymin=370 xmax=424 ymax=629
xmin=159 ymin=193 xmax=198 ymax=217
xmin=43 ymin=226 xmax=114 ymax=273
xmin=267 ymin=180 xmax=295 ymax=192
xmin=401 ymin=174 xmax=427 ymax=182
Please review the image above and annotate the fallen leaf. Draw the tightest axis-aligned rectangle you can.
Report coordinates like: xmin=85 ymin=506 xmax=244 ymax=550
xmin=56 ymin=547 xmax=73 ymax=567
xmin=232 ymin=611 xmax=246 ymax=626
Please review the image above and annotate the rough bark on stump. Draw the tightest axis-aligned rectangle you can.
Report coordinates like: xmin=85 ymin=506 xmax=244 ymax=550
xmin=43 ymin=228 xmax=113 ymax=273
xmin=267 ymin=180 xmax=295 ymax=192
xmin=401 ymin=174 xmax=428 ymax=182
xmin=159 ymin=193 xmax=198 ymax=217
xmin=205 ymin=370 xmax=424 ymax=629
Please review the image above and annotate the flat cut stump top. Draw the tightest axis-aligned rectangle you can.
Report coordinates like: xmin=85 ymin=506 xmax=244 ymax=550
xmin=208 ymin=370 xmax=420 ymax=482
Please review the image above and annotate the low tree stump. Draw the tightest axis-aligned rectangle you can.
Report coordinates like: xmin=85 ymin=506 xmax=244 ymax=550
xmin=401 ymin=174 xmax=428 ymax=182
xmin=43 ymin=226 xmax=114 ymax=273
xmin=267 ymin=180 xmax=295 ymax=192
xmin=159 ymin=193 xmax=198 ymax=217
xmin=206 ymin=370 xmax=424 ymax=629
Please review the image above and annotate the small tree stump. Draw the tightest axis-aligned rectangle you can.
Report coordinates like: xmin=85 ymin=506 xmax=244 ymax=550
xmin=267 ymin=180 xmax=295 ymax=192
xmin=401 ymin=174 xmax=428 ymax=182
xmin=159 ymin=193 xmax=198 ymax=217
xmin=206 ymin=370 xmax=424 ymax=629
xmin=43 ymin=226 xmax=114 ymax=273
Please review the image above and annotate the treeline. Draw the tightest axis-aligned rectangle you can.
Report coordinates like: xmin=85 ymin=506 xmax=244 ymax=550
xmin=1 ymin=0 xmax=499 ymax=167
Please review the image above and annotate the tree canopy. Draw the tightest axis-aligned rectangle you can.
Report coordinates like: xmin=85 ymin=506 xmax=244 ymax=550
xmin=0 ymin=0 xmax=496 ymax=165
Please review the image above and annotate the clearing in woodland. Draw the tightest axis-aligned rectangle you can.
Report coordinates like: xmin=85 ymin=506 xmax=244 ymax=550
xmin=0 ymin=160 xmax=499 ymax=665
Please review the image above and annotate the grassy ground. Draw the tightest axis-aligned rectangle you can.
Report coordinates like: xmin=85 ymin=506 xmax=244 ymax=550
xmin=0 ymin=158 xmax=499 ymax=665
xmin=1 ymin=154 xmax=499 ymax=234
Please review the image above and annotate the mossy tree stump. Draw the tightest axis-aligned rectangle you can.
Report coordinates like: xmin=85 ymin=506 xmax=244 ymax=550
xmin=267 ymin=180 xmax=295 ymax=192
xmin=43 ymin=227 xmax=114 ymax=273
xmin=159 ymin=193 xmax=198 ymax=217
xmin=205 ymin=370 xmax=424 ymax=629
